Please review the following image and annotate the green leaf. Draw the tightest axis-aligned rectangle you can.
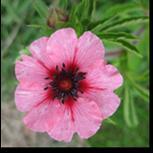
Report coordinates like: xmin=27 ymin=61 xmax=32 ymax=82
xmin=15 ymin=47 xmax=31 ymax=62
xmin=101 ymin=16 xmax=149 ymax=32
xmin=69 ymin=1 xmax=81 ymax=24
xmin=26 ymin=24 xmax=53 ymax=36
xmin=117 ymin=39 xmax=142 ymax=57
xmin=105 ymin=39 xmax=142 ymax=58
xmin=18 ymin=0 xmax=33 ymax=15
xmin=59 ymin=0 xmax=68 ymax=9
xmin=20 ymin=47 xmax=31 ymax=55
xmin=91 ymin=0 xmax=97 ymax=21
xmin=124 ymin=85 xmax=132 ymax=127
xmin=79 ymin=0 xmax=93 ymax=19
xmin=103 ymin=2 xmax=142 ymax=18
xmin=137 ymin=24 xmax=149 ymax=61
xmin=135 ymin=70 xmax=149 ymax=81
xmin=33 ymin=0 xmax=48 ymax=19
xmin=70 ymin=0 xmax=95 ymax=24
xmin=127 ymin=73 xmax=149 ymax=102
xmin=105 ymin=118 xmax=117 ymax=126
xmin=90 ymin=15 xmax=120 ymax=32
xmin=115 ymin=86 xmax=123 ymax=96
xmin=96 ymin=32 xmax=138 ymax=40
xmin=133 ymin=82 xmax=149 ymax=99
xmin=123 ymin=85 xmax=139 ymax=127
xmin=26 ymin=24 xmax=44 ymax=28
xmin=130 ymin=96 xmax=139 ymax=126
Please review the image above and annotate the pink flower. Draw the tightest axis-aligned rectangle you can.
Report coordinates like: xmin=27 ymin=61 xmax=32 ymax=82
xmin=15 ymin=28 xmax=123 ymax=142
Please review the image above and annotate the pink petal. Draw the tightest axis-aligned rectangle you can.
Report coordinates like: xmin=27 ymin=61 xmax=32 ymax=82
xmin=101 ymin=64 xmax=123 ymax=90
xmin=76 ymin=32 xmax=105 ymax=70
xmin=15 ymin=55 xmax=49 ymax=86
xmin=46 ymin=28 xmax=78 ymax=66
xmin=23 ymin=100 xmax=63 ymax=132
xmin=48 ymin=104 xmax=75 ymax=142
xmin=73 ymin=98 xmax=102 ymax=139
xmin=85 ymin=60 xmax=123 ymax=91
xmin=15 ymin=84 xmax=50 ymax=112
xmin=29 ymin=37 xmax=53 ymax=69
xmin=82 ymin=90 xmax=120 ymax=119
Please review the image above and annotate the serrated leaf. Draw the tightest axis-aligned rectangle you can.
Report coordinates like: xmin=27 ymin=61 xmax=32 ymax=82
xmin=101 ymin=16 xmax=149 ymax=32
xmin=33 ymin=0 xmax=48 ymax=19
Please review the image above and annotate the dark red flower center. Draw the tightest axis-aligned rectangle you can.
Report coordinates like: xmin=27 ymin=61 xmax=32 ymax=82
xmin=59 ymin=79 xmax=72 ymax=91
xmin=44 ymin=63 xmax=87 ymax=104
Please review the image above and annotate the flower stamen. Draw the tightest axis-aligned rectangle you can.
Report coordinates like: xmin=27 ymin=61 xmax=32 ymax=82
xmin=48 ymin=63 xmax=86 ymax=104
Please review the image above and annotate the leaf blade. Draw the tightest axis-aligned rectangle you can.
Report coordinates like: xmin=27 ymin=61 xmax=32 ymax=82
xmin=124 ymin=85 xmax=133 ymax=127
xmin=103 ymin=2 xmax=142 ymax=17
xmin=33 ymin=0 xmax=48 ymax=19
xmin=96 ymin=32 xmax=138 ymax=40
xmin=126 ymin=73 xmax=149 ymax=102
xmin=104 ymin=39 xmax=142 ymax=58
xmin=101 ymin=16 xmax=149 ymax=32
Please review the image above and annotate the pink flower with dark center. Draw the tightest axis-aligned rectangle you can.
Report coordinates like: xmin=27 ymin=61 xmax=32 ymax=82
xmin=15 ymin=28 xmax=123 ymax=142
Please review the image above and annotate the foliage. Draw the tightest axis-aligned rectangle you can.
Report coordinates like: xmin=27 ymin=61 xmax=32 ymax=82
xmin=1 ymin=0 xmax=149 ymax=147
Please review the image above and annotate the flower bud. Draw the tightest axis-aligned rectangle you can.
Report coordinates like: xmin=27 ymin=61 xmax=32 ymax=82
xmin=47 ymin=7 xmax=69 ymax=28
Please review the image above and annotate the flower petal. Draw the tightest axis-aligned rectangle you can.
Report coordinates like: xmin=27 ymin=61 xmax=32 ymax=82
xmin=73 ymin=98 xmax=102 ymax=139
xmin=76 ymin=31 xmax=105 ymax=70
xmin=46 ymin=28 xmax=78 ymax=66
xmin=47 ymin=104 xmax=75 ymax=142
xmin=23 ymin=100 xmax=63 ymax=132
xmin=29 ymin=37 xmax=53 ymax=69
xmin=82 ymin=90 xmax=120 ymax=119
xmin=85 ymin=60 xmax=123 ymax=91
xmin=15 ymin=55 xmax=49 ymax=86
xmin=15 ymin=84 xmax=51 ymax=112
xmin=101 ymin=64 xmax=123 ymax=90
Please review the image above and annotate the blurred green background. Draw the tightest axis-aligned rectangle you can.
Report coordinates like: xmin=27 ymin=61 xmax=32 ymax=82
xmin=1 ymin=0 xmax=149 ymax=147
